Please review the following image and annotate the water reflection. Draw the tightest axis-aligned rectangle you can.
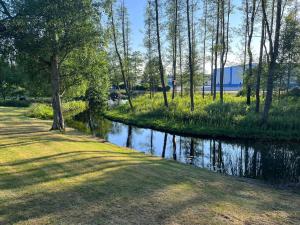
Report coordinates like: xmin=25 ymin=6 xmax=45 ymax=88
xmin=72 ymin=114 xmax=300 ymax=185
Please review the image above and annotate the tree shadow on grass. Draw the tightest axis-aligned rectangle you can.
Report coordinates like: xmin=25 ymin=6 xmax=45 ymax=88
xmin=0 ymin=108 xmax=299 ymax=224
xmin=0 ymin=150 xmax=299 ymax=224
xmin=0 ymin=151 xmax=156 ymax=190
xmin=0 ymin=130 xmax=107 ymax=149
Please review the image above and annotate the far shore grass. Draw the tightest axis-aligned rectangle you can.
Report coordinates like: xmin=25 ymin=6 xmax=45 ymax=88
xmin=0 ymin=106 xmax=299 ymax=224
xmin=104 ymin=94 xmax=300 ymax=141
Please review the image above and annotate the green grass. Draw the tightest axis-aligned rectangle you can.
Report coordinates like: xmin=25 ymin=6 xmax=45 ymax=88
xmin=0 ymin=106 xmax=299 ymax=224
xmin=105 ymin=94 xmax=300 ymax=141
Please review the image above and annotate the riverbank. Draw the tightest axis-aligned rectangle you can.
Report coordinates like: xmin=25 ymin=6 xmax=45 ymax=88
xmin=104 ymin=94 xmax=300 ymax=141
xmin=0 ymin=106 xmax=299 ymax=224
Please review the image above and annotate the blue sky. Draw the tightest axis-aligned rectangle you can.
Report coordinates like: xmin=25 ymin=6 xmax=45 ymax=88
xmin=124 ymin=0 xmax=260 ymax=69
xmin=127 ymin=0 xmax=147 ymax=51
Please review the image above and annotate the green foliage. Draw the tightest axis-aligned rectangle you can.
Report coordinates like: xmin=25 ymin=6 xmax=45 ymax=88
xmin=16 ymin=54 xmax=52 ymax=98
xmin=27 ymin=103 xmax=53 ymax=119
xmin=27 ymin=101 xmax=87 ymax=120
xmin=287 ymin=87 xmax=300 ymax=97
xmin=0 ymin=57 xmax=27 ymax=100
xmin=1 ymin=0 xmax=105 ymax=101
xmin=61 ymin=46 xmax=110 ymax=103
xmin=10 ymin=0 xmax=100 ymax=60
xmin=0 ymin=100 xmax=31 ymax=107
xmin=141 ymin=57 xmax=165 ymax=91
xmin=106 ymin=94 xmax=300 ymax=140
xmin=63 ymin=101 xmax=88 ymax=118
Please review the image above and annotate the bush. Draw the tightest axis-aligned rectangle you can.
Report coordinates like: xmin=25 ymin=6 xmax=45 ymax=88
xmin=134 ymin=85 xmax=147 ymax=91
xmin=63 ymin=101 xmax=87 ymax=118
xmin=287 ymin=87 xmax=300 ymax=97
xmin=27 ymin=103 xmax=53 ymax=119
xmin=0 ymin=100 xmax=31 ymax=107
xmin=157 ymin=86 xmax=171 ymax=92
xmin=27 ymin=101 xmax=87 ymax=120
xmin=236 ymin=88 xmax=247 ymax=97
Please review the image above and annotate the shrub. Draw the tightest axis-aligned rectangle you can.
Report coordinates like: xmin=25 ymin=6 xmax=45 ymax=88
xmin=287 ymin=87 xmax=300 ymax=97
xmin=27 ymin=103 xmax=53 ymax=119
xmin=63 ymin=101 xmax=87 ymax=118
xmin=0 ymin=100 xmax=31 ymax=107
xmin=27 ymin=101 xmax=87 ymax=120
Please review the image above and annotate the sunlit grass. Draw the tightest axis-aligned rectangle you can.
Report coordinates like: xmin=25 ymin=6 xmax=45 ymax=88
xmin=0 ymin=107 xmax=299 ymax=224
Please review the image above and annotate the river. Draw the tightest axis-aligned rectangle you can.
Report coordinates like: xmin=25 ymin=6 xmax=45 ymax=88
xmin=69 ymin=113 xmax=300 ymax=186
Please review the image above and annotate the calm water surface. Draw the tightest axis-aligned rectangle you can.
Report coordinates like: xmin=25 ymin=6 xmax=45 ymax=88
xmin=71 ymin=114 xmax=300 ymax=186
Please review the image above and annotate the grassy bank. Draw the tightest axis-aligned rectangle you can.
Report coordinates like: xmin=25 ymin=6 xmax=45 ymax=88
xmin=105 ymin=94 xmax=300 ymax=141
xmin=0 ymin=107 xmax=299 ymax=224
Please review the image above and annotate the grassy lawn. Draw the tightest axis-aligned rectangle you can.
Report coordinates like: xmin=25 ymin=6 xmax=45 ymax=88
xmin=0 ymin=107 xmax=299 ymax=225
xmin=105 ymin=94 xmax=300 ymax=141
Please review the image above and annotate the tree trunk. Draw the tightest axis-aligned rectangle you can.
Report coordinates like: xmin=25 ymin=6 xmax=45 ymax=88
xmin=87 ymin=106 xmax=95 ymax=135
xmin=155 ymin=0 xmax=168 ymax=107
xmin=210 ymin=18 xmax=215 ymax=96
xmin=110 ymin=4 xmax=133 ymax=110
xmin=262 ymin=0 xmax=282 ymax=123
xmin=246 ymin=0 xmax=256 ymax=106
xmin=179 ymin=31 xmax=183 ymax=97
xmin=287 ymin=58 xmax=291 ymax=93
xmin=172 ymin=0 xmax=178 ymax=99
xmin=202 ymin=0 xmax=207 ymax=99
xmin=242 ymin=12 xmax=248 ymax=85
xmin=146 ymin=0 xmax=153 ymax=99
xmin=213 ymin=0 xmax=220 ymax=101
xmin=121 ymin=1 xmax=130 ymax=93
xmin=219 ymin=0 xmax=225 ymax=103
xmin=187 ymin=0 xmax=194 ymax=111
xmin=50 ymin=54 xmax=65 ymax=131
xmin=256 ymin=11 xmax=265 ymax=113
xmin=222 ymin=0 xmax=230 ymax=102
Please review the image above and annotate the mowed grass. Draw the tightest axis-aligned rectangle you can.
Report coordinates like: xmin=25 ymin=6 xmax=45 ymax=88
xmin=0 ymin=107 xmax=299 ymax=225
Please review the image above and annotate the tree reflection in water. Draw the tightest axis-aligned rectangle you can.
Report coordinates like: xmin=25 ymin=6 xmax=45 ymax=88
xmin=73 ymin=114 xmax=300 ymax=185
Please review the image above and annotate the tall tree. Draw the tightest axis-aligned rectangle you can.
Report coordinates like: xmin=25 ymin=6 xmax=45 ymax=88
xmin=255 ymin=7 xmax=266 ymax=113
xmin=246 ymin=0 xmax=257 ymax=105
xmin=187 ymin=0 xmax=194 ymax=111
xmin=166 ymin=0 xmax=179 ymax=99
xmin=219 ymin=0 xmax=230 ymax=103
xmin=120 ymin=0 xmax=131 ymax=91
xmin=172 ymin=0 xmax=178 ymax=99
xmin=202 ymin=0 xmax=208 ymax=98
xmin=110 ymin=2 xmax=133 ymax=110
xmin=155 ymin=0 xmax=168 ymax=107
xmin=262 ymin=0 xmax=283 ymax=122
xmin=144 ymin=0 xmax=155 ymax=98
xmin=178 ymin=19 xmax=184 ymax=97
xmin=9 ymin=0 xmax=100 ymax=130
xmin=279 ymin=7 xmax=300 ymax=93
xmin=208 ymin=12 xmax=216 ymax=96
xmin=213 ymin=0 xmax=220 ymax=101
xmin=241 ymin=1 xmax=249 ymax=86
xmin=177 ymin=0 xmax=185 ymax=97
